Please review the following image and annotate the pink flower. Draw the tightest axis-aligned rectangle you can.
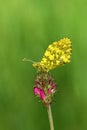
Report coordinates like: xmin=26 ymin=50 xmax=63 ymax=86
xmin=33 ymin=72 xmax=57 ymax=105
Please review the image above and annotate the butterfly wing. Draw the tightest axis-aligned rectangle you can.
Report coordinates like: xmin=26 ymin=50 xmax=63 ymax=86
xmin=33 ymin=38 xmax=72 ymax=72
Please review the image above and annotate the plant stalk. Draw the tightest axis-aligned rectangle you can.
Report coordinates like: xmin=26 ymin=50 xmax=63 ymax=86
xmin=47 ymin=104 xmax=54 ymax=130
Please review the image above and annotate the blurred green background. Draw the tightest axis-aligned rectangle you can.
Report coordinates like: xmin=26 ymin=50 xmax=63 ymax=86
xmin=0 ymin=0 xmax=87 ymax=130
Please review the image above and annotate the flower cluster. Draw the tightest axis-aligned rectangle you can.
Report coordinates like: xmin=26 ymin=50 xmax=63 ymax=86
xmin=34 ymin=72 xmax=56 ymax=106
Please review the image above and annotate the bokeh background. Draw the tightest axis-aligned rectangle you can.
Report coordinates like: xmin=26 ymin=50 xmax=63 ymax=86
xmin=0 ymin=0 xmax=87 ymax=130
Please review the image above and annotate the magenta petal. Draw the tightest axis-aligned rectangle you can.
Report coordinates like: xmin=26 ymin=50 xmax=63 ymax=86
xmin=34 ymin=87 xmax=46 ymax=100
xmin=52 ymin=83 xmax=56 ymax=90
xmin=40 ymin=89 xmax=46 ymax=100
xmin=34 ymin=87 xmax=41 ymax=96
xmin=47 ymin=88 xmax=51 ymax=94
xmin=51 ymin=84 xmax=56 ymax=93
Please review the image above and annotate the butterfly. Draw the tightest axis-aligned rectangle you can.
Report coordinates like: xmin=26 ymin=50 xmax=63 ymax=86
xmin=23 ymin=38 xmax=72 ymax=72
xmin=33 ymin=38 xmax=72 ymax=72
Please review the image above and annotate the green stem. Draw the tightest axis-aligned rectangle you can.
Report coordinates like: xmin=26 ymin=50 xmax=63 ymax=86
xmin=47 ymin=104 xmax=54 ymax=130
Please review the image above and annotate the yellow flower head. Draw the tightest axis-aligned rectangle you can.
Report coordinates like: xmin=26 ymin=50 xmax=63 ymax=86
xmin=33 ymin=38 xmax=72 ymax=72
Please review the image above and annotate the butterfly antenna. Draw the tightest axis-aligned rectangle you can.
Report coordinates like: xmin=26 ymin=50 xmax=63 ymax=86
xmin=22 ymin=58 xmax=36 ymax=63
